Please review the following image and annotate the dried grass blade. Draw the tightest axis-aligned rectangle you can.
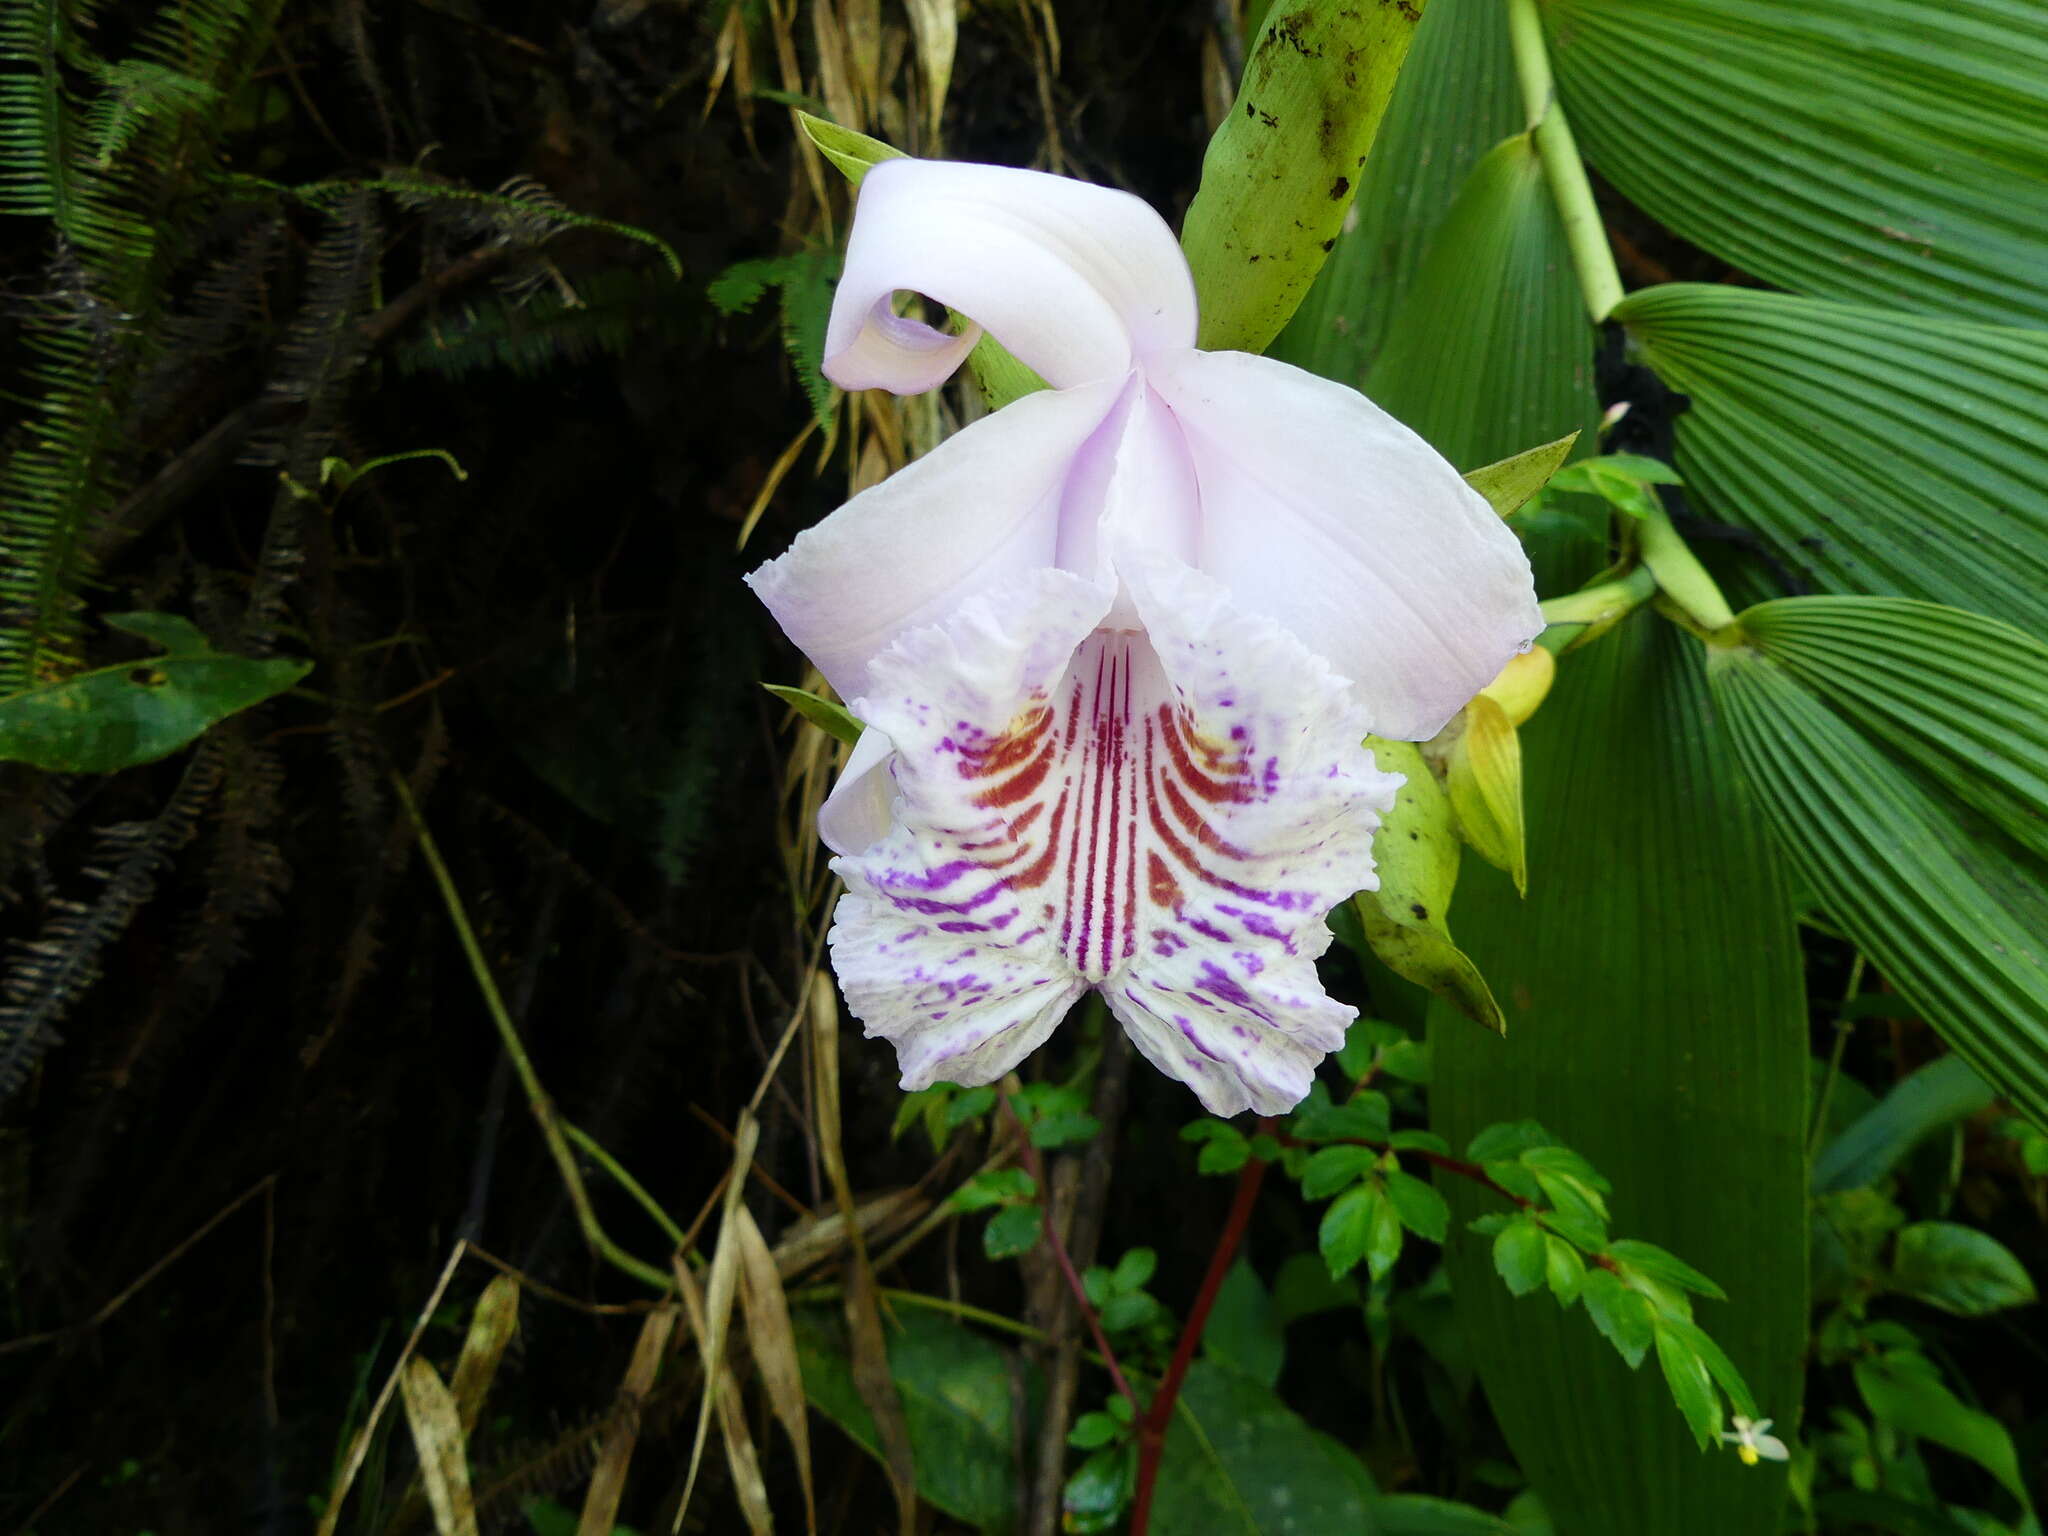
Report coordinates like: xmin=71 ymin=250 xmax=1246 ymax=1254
xmin=811 ymin=976 xmax=917 ymax=1533
xmin=674 ymin=1112 xmax=761 ymax=1525
xmin=577 ymin=1304 xmax=679 ymax=1536
xmin=736 ymin=1203 xmax=817 ymax=1532
xmin=675 ymin=1258 xmax=777 ymax=1535
xmin=449 ymin=1273 xmax=520 ymax=1438
xmin=399 ymin=1357 xmax=480 ymax=1536
xmin=900 ymin=0 xmax=958 ymax=145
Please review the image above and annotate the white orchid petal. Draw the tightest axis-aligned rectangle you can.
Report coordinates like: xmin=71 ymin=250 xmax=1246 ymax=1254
xmin=830 ymin=552 xmax=1392 ymax=1114
xmin=1145 ymin=348 xmax=1544 ymax=741
xmin=1057 ymin=382 xmax=1200 ymax=620
xmin=744 ymin=376 xmax=1123 ymax=703
xmin=1104 ymin=553 xmax=1398 ymax=1115
xmin=819 ymin=727 xmax=897 ymax=856
xmin=1755 ymin=1435 xmax=1790 ymax=1462
xmin=824 ymin=158 xmax=1198 ymax=394
xmin=830 ymin=569 xmax=1111 ymax=1088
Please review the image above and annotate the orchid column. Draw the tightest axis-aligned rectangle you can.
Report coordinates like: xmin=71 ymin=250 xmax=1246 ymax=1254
xmin=748 ymin=158 xmax=1541 ymax=1116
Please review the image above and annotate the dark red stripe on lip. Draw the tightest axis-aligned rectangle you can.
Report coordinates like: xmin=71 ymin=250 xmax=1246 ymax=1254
xmin=1009 ymin=788 xmax=1068 ymax=891
xmin=973 ymin=733 xmax=1056 ymax=807
xmin=959 ymin=704 xmax=1051 ymax=776
xmin=1157 ymin=706 xmax=1254 ymax=804
xmin=1158 ymin=773 xmax=1252 ymax=860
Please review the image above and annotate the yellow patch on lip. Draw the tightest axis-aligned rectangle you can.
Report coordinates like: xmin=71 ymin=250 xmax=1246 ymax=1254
xmin=1737 ymin=1445 xmax=1759 ymax=1466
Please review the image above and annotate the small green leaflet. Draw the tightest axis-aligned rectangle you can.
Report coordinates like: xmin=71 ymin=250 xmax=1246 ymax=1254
xmin=1540 ymin=453 xmax=1682 ymax=522
xmin=1463 ymin=433 xmax=1580 ymax=519
xmin=762 ymin=684 xmax=864 ymax=746
xmin=0 ymin=613 xmax=311 ymax=773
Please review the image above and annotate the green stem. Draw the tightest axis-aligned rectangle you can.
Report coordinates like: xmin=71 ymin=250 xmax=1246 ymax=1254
xmin=561 ymin=1119 xmax=688 ymax=1250
xmin=1537 ymin=564 xmax=1657 ymax=634
xmin=1637 ymin=501 xmax=1739 ymax=635
xmin=391 ymin=772 xmax=674 ymax=1294
xmin=1808 ymin=954 xmax=1869 ymax=1162
xmin=1506 ymin=0 xmax=1625 ymax=323
xmin=789 ymin=1285 xmax=1052 ymax=1344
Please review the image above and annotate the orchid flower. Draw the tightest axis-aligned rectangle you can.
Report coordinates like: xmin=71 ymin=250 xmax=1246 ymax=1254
xmin=747 ymin=158 xmax=1540 ymax=1116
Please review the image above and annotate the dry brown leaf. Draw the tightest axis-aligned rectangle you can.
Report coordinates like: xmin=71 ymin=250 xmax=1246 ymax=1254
xmin=448 ymin=1273 xmax=520 ymax=1439
xmin=577 ymin=1304 xmax=678 ymax=1536
xmin=676 ymin=1112 xmax=761 ymax=1525
xmin=735 ymin=1204 xmax=816 ymax=1533
xmin=675 ymin=1260 xmax=777 ymax=1535
xmin=399 ymin=1357 xmax=480 ymax=1536
xmin=770 ymin=1185 xmax=928 ymax=1281
xmin=811 ymin=978 xmax=917 ymax=1534
xmin=900 ymin=0 xmax=958 ymax=145
xmin=811 ymin=0 xmax=863 ymax=137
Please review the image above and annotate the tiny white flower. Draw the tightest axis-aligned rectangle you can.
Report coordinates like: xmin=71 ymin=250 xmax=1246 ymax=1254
xmin=1719 ymin=1415 xmax=1790 ymax=1466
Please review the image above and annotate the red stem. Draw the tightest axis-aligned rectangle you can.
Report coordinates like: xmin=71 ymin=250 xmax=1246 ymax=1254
xmin=1128 ymin=1117 xmax=1276 ymax=1536
xmin=1001 ymin=1095 xmax=1141 ymax=1413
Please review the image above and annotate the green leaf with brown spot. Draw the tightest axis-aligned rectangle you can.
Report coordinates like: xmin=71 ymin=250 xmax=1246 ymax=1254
xmin=0 ymin=612 xmax=310 ymax=773
xmin=1182 ymin=0 xmax=1427 ymax=355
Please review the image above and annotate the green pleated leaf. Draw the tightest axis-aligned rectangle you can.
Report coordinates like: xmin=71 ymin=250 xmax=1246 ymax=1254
xmin=1431 ymin=613 xmax=1807 ymax=1536
xmin=1546 ymin=0 xmax=2048 ymax=325
xmin=1364 ymin=130 xmax=1598 ymax=472
xmin=1271 ymin=0 xmax=1523 ymax=383
xmin=1181 ymin=0 xmax=1425 ymax=355
xmin=1614 ymin=284 xmax=2048 ymax=631
xmin=1737 ymin=597 xmax=2048 ymax=863
xmin=1708 ymin=634 xmax=2048 ymax=1127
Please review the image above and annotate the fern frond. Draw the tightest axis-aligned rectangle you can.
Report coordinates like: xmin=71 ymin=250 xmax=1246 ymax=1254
xmin=0 ymin=742 xmax=222 ymax=1100
xmin=394 ymin=268 xmax=703 ymax=382
xmin=79 ymin=60 xmax=221 ymax=169
xmin=708 ymin=242 xmax=837 ymax=427
xmin=0 ymin=0 xmax=285 ymax=693
xmin=274 ymin=171 xmax=684 ymax=277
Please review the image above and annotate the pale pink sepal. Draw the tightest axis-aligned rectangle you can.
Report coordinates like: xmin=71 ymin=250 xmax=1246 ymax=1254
xmin=1146 ymin=348 xmax=1544 ymax=742
xmin=742 ymin=376 xmax=1124 ymax=705
xmin=825 ymin=158 xmax=1199 ymax=395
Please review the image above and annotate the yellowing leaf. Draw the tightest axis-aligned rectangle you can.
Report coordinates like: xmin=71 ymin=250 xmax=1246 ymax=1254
xmin=1355 ymin=737 xmax=1504 ymax=1033
xmin=399 ymin=1358 xmax=479 ymax=1536
xmin=1445 ymin=695 xmax=1526 ymax=895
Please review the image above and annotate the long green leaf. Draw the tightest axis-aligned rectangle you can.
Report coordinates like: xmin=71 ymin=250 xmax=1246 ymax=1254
xmin=1547 ymin=0 xmax=2048 ymax=325
xmin=1708 ymin=637 xmax=2048 ymax=1127
xmin=1614 ymin=284 xmax=2048 ymax=632
xmin=1270 ymin=0 xmax=1523 ymax=383
xmin=1181 ymin=0 xmax=1424 ymax=355
xmin=1365 ymin=131 xmax=1598 ymax=472
xmin=1432 ymin=613 xmax=1807 ymax=1536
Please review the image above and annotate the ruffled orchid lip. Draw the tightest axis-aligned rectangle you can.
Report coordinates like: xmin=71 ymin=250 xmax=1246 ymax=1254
xmin=747 ymin=155 xmax=1543 ymax=1114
